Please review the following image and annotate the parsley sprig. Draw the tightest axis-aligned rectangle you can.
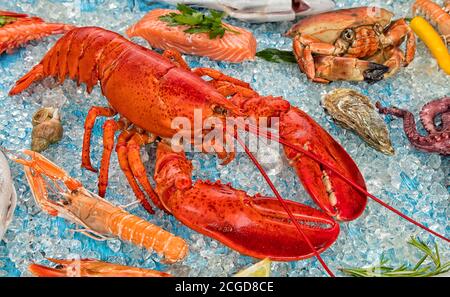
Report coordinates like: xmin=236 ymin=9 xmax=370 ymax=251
xmin=159 ymin=4 xmax=239 ymax=39
xmin=341 ymin=237 xmax=450 ymax=277
xmin=0 ymin=16 xmax=17 ymax=28
xmin=256 ymin=48 xmax=297 ymax=63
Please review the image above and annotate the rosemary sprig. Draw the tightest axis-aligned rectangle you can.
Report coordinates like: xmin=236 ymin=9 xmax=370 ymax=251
xmin=256 ymin=48 xmax=297 ymax=64
xmin=159 ymin=3 xmax=239 ymax=39
xmin=340 ymin=237 xmax=450 ymax=277
xmin=0 ymin=16 xmax=17 ymax=28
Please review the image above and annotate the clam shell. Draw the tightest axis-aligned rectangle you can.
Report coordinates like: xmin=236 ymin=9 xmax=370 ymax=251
xmin=322 ymin=89 xmax=395 ymax=155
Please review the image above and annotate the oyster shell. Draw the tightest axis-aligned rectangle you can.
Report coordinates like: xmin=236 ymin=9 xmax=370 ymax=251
xmin=322 ymin=89 xmax=394 ymax=155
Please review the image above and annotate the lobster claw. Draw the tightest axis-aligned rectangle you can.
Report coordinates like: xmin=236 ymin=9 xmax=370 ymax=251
xmin=280 ymin=107 xmax=368 ymax=221
xmin=154 ymin=142 xmax=339 ymax=261
xmin=173 ymin=182 xmax=339 ymax=261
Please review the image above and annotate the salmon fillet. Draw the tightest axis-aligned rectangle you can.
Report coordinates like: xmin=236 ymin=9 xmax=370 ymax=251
xmin=126 ymin=9 xmax=256 ymax=63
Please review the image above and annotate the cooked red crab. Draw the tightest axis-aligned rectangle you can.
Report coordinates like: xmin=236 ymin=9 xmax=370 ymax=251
xmin=287 ymin=7 xmax=416 ymax=83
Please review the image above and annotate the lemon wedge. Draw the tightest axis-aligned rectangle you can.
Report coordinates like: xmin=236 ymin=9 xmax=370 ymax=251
xmin=234 ymin=258 xmax=272 ymax=277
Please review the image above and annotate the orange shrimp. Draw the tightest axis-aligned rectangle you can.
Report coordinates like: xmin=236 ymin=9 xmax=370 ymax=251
xmin=413 ymin=0 xmax=450 ymax=43
xmin=29 ymin=258 xmax=172 ymax=277
xmin=10 ymin=150 xmax=188 ymax=264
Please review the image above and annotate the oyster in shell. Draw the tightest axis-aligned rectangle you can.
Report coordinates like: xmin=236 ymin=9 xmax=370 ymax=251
xmin=322 ymin=89 xmax=394 ymax=155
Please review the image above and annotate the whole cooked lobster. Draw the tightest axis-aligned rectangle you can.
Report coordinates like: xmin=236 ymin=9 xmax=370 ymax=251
xmin=9 ymin=27 xmax=448 ymax=276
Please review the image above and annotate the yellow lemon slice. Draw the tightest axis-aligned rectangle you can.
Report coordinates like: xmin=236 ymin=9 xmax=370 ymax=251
xmin=234 ymin=258 xmax=272 ymax=277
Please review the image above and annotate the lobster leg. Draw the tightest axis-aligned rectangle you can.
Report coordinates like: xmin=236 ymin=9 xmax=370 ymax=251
xmin=193 ymin=68 xmax=252 ymax=89
xmin=126 ymin=133 xmax=164 ymax=211
xmin=154 ymin=142 xmax=340 ymax=261
xmin=162 ymin=49 xmax=190 ymax=71
xmin=81 ymin=106 xmax=116 ymax=172
xmin=98 ymin=119 xmax=124 ymax=197
xmin=209 ymin=81 xmax=258 ymax=98
xmin=115 ymin=130 xmax=153 ymax=213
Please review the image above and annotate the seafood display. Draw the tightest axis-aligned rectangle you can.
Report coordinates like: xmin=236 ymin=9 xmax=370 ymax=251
xmin=413 ymin=0 xmax=450 ymax=44
xmin=287 ymin=7 xmax=416 ymax=83
xmin=127 ymin=7 xmax=257 ymax=62
xmin=9 ymin=26 xmax=368 ymax=261
xmin=322 ymin=89 xmax=394 ymax=155
xmin=11 ymin=150 xmax=189 ymax=263
xmin=29 ymin=258 xmax=172 ymax=277
xmin=160 ymin=0 xmax=336 ymax=22
xmin=377 ymin=97 xmax=450 ymax=155
xmin=0 ymin=10 xmax=74 ymax=55
xmin=31 ymin=107 xmax=63 ymax=152
xmin=0 ymin=0 xmax=448 ymax=279
xmin=0 ymin=151 xmax=17 ymax=242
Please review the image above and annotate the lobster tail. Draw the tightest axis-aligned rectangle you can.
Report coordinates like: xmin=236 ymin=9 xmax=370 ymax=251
xmin=9 ymin=64 xmax=44 ymax=95
xmin=9 ymin=27 xmax=128 ymax=96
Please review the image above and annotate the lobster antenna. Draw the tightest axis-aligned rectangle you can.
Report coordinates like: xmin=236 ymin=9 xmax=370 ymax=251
xmin=234 ymin=133 xmax=335 ymax=277
xmin=245 ymin=124 xmax=450 ymax=243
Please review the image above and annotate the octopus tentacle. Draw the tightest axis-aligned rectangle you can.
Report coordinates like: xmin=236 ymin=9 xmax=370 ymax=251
xmin=376 ymin=101 xmax=450 ymax=155
xmin=419 ymin=97 xmax=450 ymax=133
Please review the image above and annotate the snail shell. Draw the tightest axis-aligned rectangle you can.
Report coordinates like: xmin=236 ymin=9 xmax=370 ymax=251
xmin=31 ymin=107 xmax=63 ymax=152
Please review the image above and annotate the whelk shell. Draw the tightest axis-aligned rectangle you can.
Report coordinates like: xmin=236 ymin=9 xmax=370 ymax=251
xmin=322 ymin=89 xmax=395 ymax=155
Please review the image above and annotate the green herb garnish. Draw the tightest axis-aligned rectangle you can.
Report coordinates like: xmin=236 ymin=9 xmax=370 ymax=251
xmin=0 ymin=16 xmax=17 ymax=28
xmin=159 ymin=4 xmax=239 ymax=39
xmin=256 ymin=48 xmax=297 ymax=63
xmin=340 ymin=237 xmax=450 ymax=277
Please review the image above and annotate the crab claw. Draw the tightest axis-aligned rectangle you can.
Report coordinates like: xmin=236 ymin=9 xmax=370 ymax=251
xmin=29 ymin=258 xmax=172 ymax=277
xmin=154 ymin=142 xmax=339 ymax=261
xmin=315 ymin=56 xmax=389 ymax=83
xmin=280 ymin=107 xmax=368 ymax=221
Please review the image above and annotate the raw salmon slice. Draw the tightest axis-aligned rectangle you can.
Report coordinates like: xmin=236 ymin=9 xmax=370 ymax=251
xmin=126 ymin=9 xmax=257 ymax=63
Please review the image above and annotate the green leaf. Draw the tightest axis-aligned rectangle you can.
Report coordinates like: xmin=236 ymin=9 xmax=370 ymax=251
xmin=341 ymin=237 xmax=449 ymax=277
xmin=176 ymin=3 xmax=196 ymax=15
xmin=210 ymin=10 xmax=225 ymax=20
xmin=184 ymin=27 xmax=210 ymax=34
xmin=173 ymin=14 xmax=203 ymax=26
xmin=159 ymin=4 xmax=239 ymax=39
xmin=256 ymin=48 xmax=297 ymax=64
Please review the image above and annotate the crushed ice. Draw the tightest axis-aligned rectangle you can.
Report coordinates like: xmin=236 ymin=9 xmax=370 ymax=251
xmin=0 ymin=0 xmax=448 ymax=277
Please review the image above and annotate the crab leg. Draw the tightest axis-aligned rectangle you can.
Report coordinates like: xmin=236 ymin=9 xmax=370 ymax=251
xmin=314 ymin=55 xmax=390 ymax=83
xmin=382 ymin=19 xmax=416 ymax=66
